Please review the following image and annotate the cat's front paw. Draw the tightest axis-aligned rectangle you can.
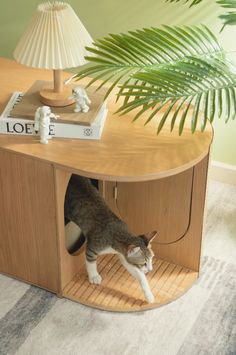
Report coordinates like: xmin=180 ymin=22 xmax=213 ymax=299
xmin=146 ymin=292 xmax=155 ymax=304
xmin=89 ymin=274 xmax=102 ymax=285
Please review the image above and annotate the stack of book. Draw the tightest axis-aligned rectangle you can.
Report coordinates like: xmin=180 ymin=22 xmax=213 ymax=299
xmin=0 ymin=81 xmax=108 ymax=140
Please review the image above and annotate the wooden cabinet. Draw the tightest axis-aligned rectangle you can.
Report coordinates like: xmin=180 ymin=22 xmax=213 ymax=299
xmin=0 ymin=150 xmax=59 ymax=292
xmin=102 ymin=168 xmax=193 ymax=244
xmin=0 ymin=58 xmax=212 ymax=311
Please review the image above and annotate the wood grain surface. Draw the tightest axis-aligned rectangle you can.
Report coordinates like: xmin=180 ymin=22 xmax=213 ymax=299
xmin=63 ymin=254 xmax=198 ymax=312
xmin=0 ymin=149 xmax=59 ymax=292
xmin=102 ymin=169 xmax=193 ymax=244
xmin=0 ymin=57 xmax=213 ymax=182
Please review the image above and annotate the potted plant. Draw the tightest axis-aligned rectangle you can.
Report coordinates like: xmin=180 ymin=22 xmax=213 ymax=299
xmin=76 ymin=0 xmax=236 ymax=135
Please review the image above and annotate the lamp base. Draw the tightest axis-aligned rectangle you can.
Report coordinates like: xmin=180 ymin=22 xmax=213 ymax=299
xmin=40 ymin=85 xmax=75 ymax=107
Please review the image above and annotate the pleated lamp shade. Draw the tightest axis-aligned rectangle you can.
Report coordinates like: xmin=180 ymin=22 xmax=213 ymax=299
xmin=13 ymin=1 xmax=93 ymax=107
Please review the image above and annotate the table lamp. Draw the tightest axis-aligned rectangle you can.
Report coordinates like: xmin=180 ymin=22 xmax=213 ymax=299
xmin=13 ymin=1 xmax=93 ymax=107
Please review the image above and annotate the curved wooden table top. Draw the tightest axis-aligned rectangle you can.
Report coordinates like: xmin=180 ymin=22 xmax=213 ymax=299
xmin=0 ymin=58 xmax=213 ymax=181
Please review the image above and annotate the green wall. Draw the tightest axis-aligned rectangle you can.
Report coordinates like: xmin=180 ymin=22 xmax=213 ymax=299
xmin=0 ymin=0 xmax=235 ymax=165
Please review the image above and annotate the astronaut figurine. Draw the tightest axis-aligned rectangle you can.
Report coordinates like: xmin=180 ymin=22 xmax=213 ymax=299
xmin=69 ymin=86 xmax=91 ymax=113
xmin=34 ymin=106 xmax=58 ymax=144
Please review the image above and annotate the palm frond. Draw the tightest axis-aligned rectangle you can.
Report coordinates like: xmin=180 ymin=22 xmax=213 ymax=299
xmin=216 ymin=0 xmax=236 ymax=29
xmin=76 ymin=25 xmax=236 ymax=134
xmin=117 ymin=57 xmax=236 ymax=134
xmin=77 ymin=25 xmax=223 ymax=96
xmin=165 ymin=0 xmax=203 ymax=7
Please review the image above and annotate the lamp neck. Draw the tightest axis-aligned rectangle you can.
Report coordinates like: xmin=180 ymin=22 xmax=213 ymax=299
xmin=53 ymin=69 xmax=63 ymax=93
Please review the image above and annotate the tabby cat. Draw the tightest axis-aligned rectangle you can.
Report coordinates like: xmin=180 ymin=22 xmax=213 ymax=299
xmin=64 ymin=174 xmax=157 ymax=303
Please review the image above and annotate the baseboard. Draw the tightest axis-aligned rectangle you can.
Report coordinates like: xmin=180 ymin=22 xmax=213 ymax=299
xmin=210 ymin=160 xmax=236 ymax=185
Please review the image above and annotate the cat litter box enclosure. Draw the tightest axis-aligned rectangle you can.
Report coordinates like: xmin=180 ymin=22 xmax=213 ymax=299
xmin=0 ymin=59 xmax=213 ymax=312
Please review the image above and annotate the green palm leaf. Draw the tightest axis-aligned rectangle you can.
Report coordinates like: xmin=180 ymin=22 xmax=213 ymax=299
xmin=77 ymin=25 xmax=223 ymax=95
xmin=165 ymin=0 xmax=203 ymax=7
xmin=216 ymin=0 xmax=236 ymax=28
xmin=77 ymin=25 xmax=236 ymax=134
xmin=117 ymin=57 xmax=236 ymax=134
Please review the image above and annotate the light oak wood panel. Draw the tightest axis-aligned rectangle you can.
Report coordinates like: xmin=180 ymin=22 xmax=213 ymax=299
xmin=54 ymin=168 xmax=86 ymax=293
xmin=63 ymin=255 xmax=198 ymax=312
xmin=102 ymin=156 xmax=209 ymax=271
xmin=156 ymin=155 xmax=209 ymax=270
xmin=102 ymin=169 xmax=193 ymax=244
xmin=0 ymin=58 xmax=212 ymax=182
xmin=0 ymin=150 xmax=59 ymax=292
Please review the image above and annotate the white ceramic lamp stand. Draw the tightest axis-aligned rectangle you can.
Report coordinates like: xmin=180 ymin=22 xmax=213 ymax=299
xmin=13 ymin=1 xmax=93 ymax=107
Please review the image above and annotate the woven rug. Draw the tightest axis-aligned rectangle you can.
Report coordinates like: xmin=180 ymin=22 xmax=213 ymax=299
xmin=0 ymin=180 xmax=236 ymax=355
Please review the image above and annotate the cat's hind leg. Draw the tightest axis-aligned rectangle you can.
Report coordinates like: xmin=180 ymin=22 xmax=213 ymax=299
xmin=85 ymin=246 xmax=102 ymax=285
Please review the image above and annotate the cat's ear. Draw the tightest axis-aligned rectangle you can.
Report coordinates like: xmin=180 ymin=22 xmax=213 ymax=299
xmin=127 ymin=245 xmax=141 ymax=258
xmin=144 ymin=231 xmax=158 ymax=244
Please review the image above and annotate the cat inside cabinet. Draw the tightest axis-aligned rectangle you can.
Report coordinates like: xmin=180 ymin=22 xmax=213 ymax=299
xmin=56 ymin=160 xmax=206 ymax=311
xmin=64 ymin=177 xmax=99 ymax=255
xmin=63 ymin=173 xmax=158 ymax=305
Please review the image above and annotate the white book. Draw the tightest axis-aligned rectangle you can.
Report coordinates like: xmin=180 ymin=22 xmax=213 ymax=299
xmin=0 ymin=92 xmax=108 ymax=140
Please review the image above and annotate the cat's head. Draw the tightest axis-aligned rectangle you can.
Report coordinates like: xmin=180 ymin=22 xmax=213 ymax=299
xmin=126 ymin=231 xmax=157 ymax=273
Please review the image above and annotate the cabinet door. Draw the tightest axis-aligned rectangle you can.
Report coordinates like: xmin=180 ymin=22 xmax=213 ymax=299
xmin=0 ymin=150 xmax=59 ymax=292
xmin=102 ymin=168 xmax=193 ymax=244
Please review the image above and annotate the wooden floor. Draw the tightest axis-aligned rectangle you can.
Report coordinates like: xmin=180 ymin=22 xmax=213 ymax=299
xmin=63 ymin=255 xmax=198 ymax=312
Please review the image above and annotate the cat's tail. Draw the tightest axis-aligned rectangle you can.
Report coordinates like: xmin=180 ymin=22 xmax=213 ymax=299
xmin=68 ymin=233 xmax=86 ymax=255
